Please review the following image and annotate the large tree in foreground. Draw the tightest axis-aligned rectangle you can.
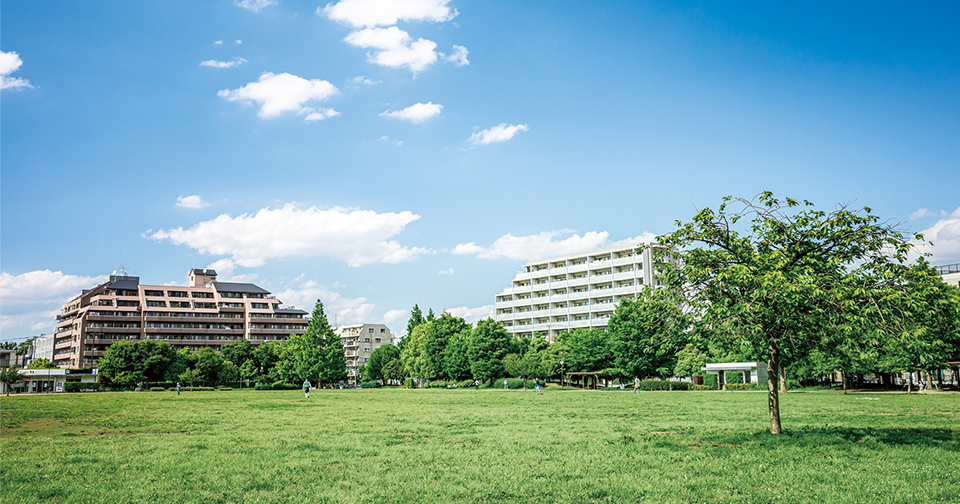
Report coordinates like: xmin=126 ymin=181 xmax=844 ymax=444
xmin=658 ymin=192 xmax=914 ymax=434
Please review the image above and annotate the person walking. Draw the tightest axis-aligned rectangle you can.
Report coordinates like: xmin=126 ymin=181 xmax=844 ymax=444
xmin=176 ymin=382 xmax=181 ymax=395
xmin=475 ymin=379 xmax=480 ymax=391
xmin=634 ymin=376 xmax=640 ymax=395
xmin=535 ymin=378 xmax=542 ymax=395
xmin=303 ymin=379 xmax=311 ymax=398
xmin=504 ymin=379 xmax=509 ymax=390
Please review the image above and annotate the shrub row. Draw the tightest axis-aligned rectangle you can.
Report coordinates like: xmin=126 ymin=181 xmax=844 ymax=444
xmin=722 ymin=383 xmax=765 ymax=391
xmin=636 ymin=380 xmax=690 ymax=391
xmin=63 ymin=382 xmax=101 ymax=392
xmin=253 ymin=382 xmax=301 ymax=391
xmin=360 ymin=381 xmax=379 ymax=389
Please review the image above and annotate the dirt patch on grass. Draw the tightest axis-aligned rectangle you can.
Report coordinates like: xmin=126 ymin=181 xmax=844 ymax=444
xmin=2 ymin=418 xmax=189 ymax=439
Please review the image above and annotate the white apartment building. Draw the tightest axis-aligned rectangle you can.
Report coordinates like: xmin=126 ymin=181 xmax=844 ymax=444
xmin=938 ymin=263 xmax=960 ymax=288
xmin=334 ymin=323 xmax=394 ymax=384
xmin=494 ymin=244 xmax=659 ymax=340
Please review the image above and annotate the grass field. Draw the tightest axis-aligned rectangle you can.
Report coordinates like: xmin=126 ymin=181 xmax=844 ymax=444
xmin=2 ymin=387 xmax=958 ymax=503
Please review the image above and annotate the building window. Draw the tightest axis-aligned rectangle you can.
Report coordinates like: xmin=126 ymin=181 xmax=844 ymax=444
xmin=368 ymin=328 xmax=374 ymax=333
xmin=375 ymin=338 xmax=381 ymax=343
xmin=364 ymin=338 xmax=370 ymax=342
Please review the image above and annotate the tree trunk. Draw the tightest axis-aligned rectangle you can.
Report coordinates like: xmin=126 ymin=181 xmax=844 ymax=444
xmin=779 ymin=363 xmax=787 ymax=393
xmin=906 ymin=371 xmax=912 ymax=394
xmin=841 ymin=371 xmax=848 ymax=395
xmin=937 ymin=369 xmax=943 ymax=390
xmin=767 ymin=342 xmax=782 ymax=435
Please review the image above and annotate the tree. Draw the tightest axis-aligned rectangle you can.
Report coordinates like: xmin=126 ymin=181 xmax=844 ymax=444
xmin=367 ymin=343 xmax=400 ymax=382
xmin=442 ymin=331 xmax=473 ymax=380
xmin=254 ymin=340 xmax=283 ymax=378
xmin=221 ymin=339 xmax=255 ymax=367
xmin=25 ymin=358 xmax=59 ymax=369
xmin=468 ymin=319 xmax=511 ymax=384
xmin=405 ymin=304 xmax=426 ymax=345
xmin=178 ymin=368 xmax=199 ymax=388
xmin=240 ymin=359 xmax=259 ymax=386
xmin=608 ymin=288 xmax=687 ymax=379
xmin=556 ymin=328 xmax=613 ymax=373
xmin=220 ymin=360 xmax=240 ymax=385
xmin=194 ymin=347 xmax=223 ymax=386
xmin=381 ymin=358 xmax=406 ymax=384
xmin=98 ymin=341 xmax=143 ymax=384
xmin=168 ymin=347 xmax=198 ymax=382
xmin=658 ymin=192 xmax=915 ymax=434
xmin=674 ymin=344 xmax=708 ymax=379
xmin=503 ymin=353 xmax=522 ymax=378
xmin=0 ymin=342 xmax=15 ymax=350
xmin=1 ymin=366 xmax=24 ymax=395
xmin=321 ymin=336 xmax=347 ymax=385
xmin=138 ymin=340 xmax=175 ymax=383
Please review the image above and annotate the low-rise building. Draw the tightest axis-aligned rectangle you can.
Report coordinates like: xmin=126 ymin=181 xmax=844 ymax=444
xmin=494 ymin=243 xmax=659 ymax=340
xmin=334 ymin=323 xmax=394 ymax=384
xmin=53 ymin=269 xmax=308 ymax=368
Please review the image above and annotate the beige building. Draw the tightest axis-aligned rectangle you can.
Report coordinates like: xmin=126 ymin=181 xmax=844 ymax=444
xmin=53 ymin=269 xmax=308 ymax=368
xmin=334 ymin=323 xmax=394 ymax=384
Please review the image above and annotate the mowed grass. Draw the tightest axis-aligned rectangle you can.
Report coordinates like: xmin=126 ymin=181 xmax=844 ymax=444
xmin=2 ymin=388 xmax=958 ymax=504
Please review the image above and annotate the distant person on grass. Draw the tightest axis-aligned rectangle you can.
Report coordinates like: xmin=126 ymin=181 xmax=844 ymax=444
xmin=634 ymin=377 xmax=640 ymax=395
xmin=303 ymin=379 xmax=311 ymax=398
xmin=176 ymin=382 xmax=181 ymax=395
xmin=475 ymin=379 xmax=480 ymax=390
xmin=504 ymin=379 xmax=508 ymax=390
xmin=535 ymin=378 xmax=542 ymax=395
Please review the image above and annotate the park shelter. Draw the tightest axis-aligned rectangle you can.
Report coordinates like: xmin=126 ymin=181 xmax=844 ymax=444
xmin=565 ymin=372 xmax=602 ymax=389
xmin=701 ymin=362 xmax=768 ymax=388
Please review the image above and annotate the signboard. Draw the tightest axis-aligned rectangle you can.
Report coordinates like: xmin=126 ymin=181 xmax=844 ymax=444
xmin=56 ymin=382 xmax=63 ymax=392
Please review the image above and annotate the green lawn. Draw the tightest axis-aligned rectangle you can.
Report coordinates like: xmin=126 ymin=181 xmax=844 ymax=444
xmin=2 ymin=388 xmax=958 ymax=503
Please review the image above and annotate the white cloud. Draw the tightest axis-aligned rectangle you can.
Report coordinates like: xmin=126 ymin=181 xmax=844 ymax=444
xmin=235 ymin=0 xmax=276 ymax=13
xmin=0 ymin=50 xmax=33 ymax=90
xmin=380 ymin=102 xmax=442 ymax=123
xmin=379 ymin=136 xmax=403 ymax=146
xmin=912 ymin=207 xmax=960 ymax=265
xmin=236 ymin=40 xmax=244 ymax=45
xmin=274 ymin=280 xmax=376 ymax=326
xmin=446 ymin=44 xmax=469 ymax=66
xmin=200 ymin=58 xmax=248 ymax=68
xmin=438 ymin=268 xmax=454 ymax=275
xmin=176 ymin=195 xmax=211 ymax=209
xmin=321 ymin=0 xmax=458 ymax=28
xmin=444 ymin=305 xmax=494 ymax=325
xmin=344 ymin=27 xmax=439 ymax=74
xmin=303 ymin=108 xmax=341 ymax=122
xmin=468 ymin=123 xmax=528 ymax=146
xmin=215 ymin=40 xmax=224 ymax=45
xmin=383 ymin=308 xmax=408 ymax=325
xmin=204 ymin=258 xmax=259 ymax=283
xmin=453 ymin=230 xmax=657 ymax=262
xmin=149 ymin=203 xmax=430 ymax=267
xmin=0 ymin=270 xmax=103 ymax=334
xmin=350 ymin=75 xmax=381 ymax=85
xmin=218 ymin=72 xmax=339 ymax=121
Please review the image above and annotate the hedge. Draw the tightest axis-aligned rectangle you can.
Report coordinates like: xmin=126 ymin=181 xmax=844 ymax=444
xmin=722 ymin=383 xmax=765 ymax=391
xmin=704 ymin=373 xmax=719 ymax=390
xmin=150 ymin=387 xmax=166 ymax=392
xmin=360 ymin=381 xmax=379 ymax=389
xmin=636 ymin=380 xmax=690 ymax=391
xmin=63 ymin=382 xmax=100 ymax=392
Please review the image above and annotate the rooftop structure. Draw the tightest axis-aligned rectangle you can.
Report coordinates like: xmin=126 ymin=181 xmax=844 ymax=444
xmin=493 ymin=243 xmax=660 ymax=340
xmin=53 ymin=269 xmax=308 ymax=368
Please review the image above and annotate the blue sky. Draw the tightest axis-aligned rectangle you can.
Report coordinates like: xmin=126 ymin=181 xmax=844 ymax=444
xmin=2 ymin=0 xmax=959 ymax=343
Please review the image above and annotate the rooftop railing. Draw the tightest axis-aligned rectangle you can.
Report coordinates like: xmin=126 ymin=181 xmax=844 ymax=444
xmin=936 ymin=263 xmax=960 ymax=275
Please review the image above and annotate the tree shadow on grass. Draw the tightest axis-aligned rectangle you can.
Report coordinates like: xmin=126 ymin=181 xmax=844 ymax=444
xmin=715 ymin=426 xmax=959 ymax=450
